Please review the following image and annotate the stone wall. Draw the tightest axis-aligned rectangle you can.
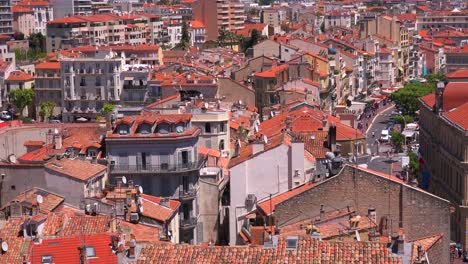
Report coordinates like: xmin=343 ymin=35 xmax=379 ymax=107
xmin=274 ymin=165 xmax=450 ymax=262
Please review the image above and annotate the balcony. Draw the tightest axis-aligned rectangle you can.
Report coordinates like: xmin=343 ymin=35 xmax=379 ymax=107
xmin=180 ymin=216 xmax=197 ymax=229
xmin=179 ymin=186 xmax=197 ymax=200
xmin=110 ymin=161 xmax=202 ymax=174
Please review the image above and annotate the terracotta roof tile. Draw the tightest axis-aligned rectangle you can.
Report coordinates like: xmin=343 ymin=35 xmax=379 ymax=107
xmin=257 ymin=182 xmax=316 ymax=215
xmin=139 ymin=194 xmax=180 ymax=222
xmin=35 ymin=62 xmax=60 ymax=70
xmin=30 ymin=234 xmax=117 ymax=264
xmin=0 ymin=218 xmax=31 ymax=263
xmin=3 ymin=187 xmax=64 ymax=214
xmin=135 ymin=236 xmax=402 ymax=263
xmin=444 ymin=102 xmax=468 ymax=130
xmin=6 ymin=70 xmax=33 ymax=81
xmin=45 ymin=158 xmax=106 ymax=182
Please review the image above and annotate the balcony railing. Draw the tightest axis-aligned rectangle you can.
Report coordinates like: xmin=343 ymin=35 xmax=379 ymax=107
xmin=179 ymin=186 xmax=197 ymax=200
xmin=110 ymin=162 xmax=200 ymax=174
xmin=180 ymin=216 xmax=197 ymax=229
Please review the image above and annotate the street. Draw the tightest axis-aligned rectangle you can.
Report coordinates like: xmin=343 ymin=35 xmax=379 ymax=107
xmin=360 ymin=105 xmax=404 ymax=176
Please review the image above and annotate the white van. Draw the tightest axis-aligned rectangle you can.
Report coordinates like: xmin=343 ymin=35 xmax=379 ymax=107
xmin=380 ymin=129 xmax=390 ymax=142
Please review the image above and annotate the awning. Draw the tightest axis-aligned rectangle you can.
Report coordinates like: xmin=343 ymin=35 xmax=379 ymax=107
xmin=124 ymin=77 xmax=134 ymax=81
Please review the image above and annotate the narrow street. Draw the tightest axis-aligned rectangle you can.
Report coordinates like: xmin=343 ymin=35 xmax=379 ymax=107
xmin=362 ymin=105 xmax=403 ymax=176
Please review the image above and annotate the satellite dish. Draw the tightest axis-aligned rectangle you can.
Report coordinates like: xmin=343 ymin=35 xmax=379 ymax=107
xmin=122 ymin=176 xmax=127 ymax=185
xmin=204 ymin=102 xmax=209 ymax=109
xmin=263 ymin=135 xmax=268 ymax=144
xmin=1 ymin=241 xmax=8 ymax=252
xmin=138 ymin=186 xmax=143 ymax=194
xmin=139 ymin=205 xmax=144 ymax=213
xmin=36 ymin=195 xmax=43 ymax=204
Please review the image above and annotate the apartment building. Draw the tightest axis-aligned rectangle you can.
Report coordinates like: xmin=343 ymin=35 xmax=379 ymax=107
xmin=188 ymin=20 xmax=206 ymax=46
xmin=12 ymin=5 xmax=34 ymax=37
xmin=375 ymin=48 xmax=395 ymax=88
xmin=16 ymin=0 xmax=53 ymax=35
xmin=0 ymin=0 xmax=14 ymax=35
xmin=60 ymin=50 xmax=124 ymax=122
xmin=34 ymin=61 xmax=62 ymax=118
xmin=193 ymin=0 xmax=245 ymax=41
xmin=416 ymin=10 xmax=468 ymax=31
xmin=46 ymin=14 xmax=163 ymax=53
xmin=261 ymin=9 xmax=280 ymax=35
xmin=106 ymin=112 xmax=204 ymax=244
xmin=418 ymin=70 xmax=468 ymax=249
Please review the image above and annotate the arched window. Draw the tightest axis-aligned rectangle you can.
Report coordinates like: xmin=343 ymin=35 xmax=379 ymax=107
xmin=116 ymin=124 xmax=129 ymax=135
xmin=176 ymin=122 xmax=185 ymax=133
xmin=158 ymin=123 xmax=170 ymax=134
xmin=137 ymin=123 xmax=152 ymax=134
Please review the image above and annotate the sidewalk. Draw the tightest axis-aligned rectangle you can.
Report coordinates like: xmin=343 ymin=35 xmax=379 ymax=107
xmin=358 ymin=102 xmax=395 ymax=134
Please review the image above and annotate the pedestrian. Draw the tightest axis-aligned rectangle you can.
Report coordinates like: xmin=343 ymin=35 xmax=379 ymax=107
xmin=459 ymin=248 xmax=462 ymax=258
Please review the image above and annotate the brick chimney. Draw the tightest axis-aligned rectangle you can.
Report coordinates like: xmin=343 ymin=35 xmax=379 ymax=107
xmin=328 ymin=125 xmax=337 ymax=152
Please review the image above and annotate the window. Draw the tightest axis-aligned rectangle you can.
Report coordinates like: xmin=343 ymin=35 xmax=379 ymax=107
xmin=205 ymin=123 xmax=211 ymax=133
xmin=176 ymin=123 xmax=185 ymax=133
xmin=137 ymin=123 xmax=152 ymax=134
xmin=158 ymin=123 xmax=170 ymax=134
xmin=220 ymin=121 xmax=225 ymax=132
xmin=219 ymin=139 xmax=225 ymax=151
xmin=85 ymin=246 xmax=96 ymax=257
xmin=41 ymin=255 xmax=53 ymax=264
xmin=181 ymin=150 xmax=189 ymax=165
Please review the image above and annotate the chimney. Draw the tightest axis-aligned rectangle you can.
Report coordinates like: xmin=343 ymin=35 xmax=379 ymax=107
xmin=128 ymin=236 xmax=136 ymax=258
xmin=53 ymin=129 xmax=62 ymax=150
xmin=252 ymin=140 xmax=265 ymax=155
xmin=328 ymin=125 xmax=337 ymax=152
xmin=160 ymin=197 xmax=170 ymax=208
xmin=79 ymin=246 xmax=86 ymax=264
xmin=367 ymin=208 xmax=376 ymax=223
xmin=434 ymin=81 xmax=445 ymax=114
xmin=285 ymin=116 xmax=292 ymax=131
xmin=319 ymin=204 xmax=325 ymax=220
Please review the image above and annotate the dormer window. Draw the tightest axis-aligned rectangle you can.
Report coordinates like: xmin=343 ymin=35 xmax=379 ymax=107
xmin=137 ymin=123 xmax=152 ymax=134
xmin=175 ymin=122 xmax=185 ymax=133
xmin=117 ymin=124 xmax=129 ymax=135
xmin=158 ymin=123 xmax=170 ymax=134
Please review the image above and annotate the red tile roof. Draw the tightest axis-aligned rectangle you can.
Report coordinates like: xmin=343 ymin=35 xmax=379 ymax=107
xmin=30 ymin=234 xmax=117 ymax=264
xmin=257 ymin=182 xmax=316 ymax=215
xmin=0 ymin=218 xmax=31 ymax=263
xmin=139 ymin=194 xmax=180 ymax=222
xmin=255 ymin=64 xmax=289 ymax=78
xmin=24 ymin=140 xmax=45 ymax=147
xmin=11 ymin=5 xmax=33 ymax=13
xmin=446 ymin=69 xmax=468 ymax=79
xmin=409 ymin=234 xmax=444 ymax=264
xmin=17 ymin=0 xmax=51 ymax=6
xmin=136 ymin=236 xmax=402 ymax=263
xmin=42 ymin=213 xmax=111 ymax=237
xmin=45 ymin=158 xmax=106 ymax=182
xmin=3 ymin=187 xmax=64 ymax=214
xmin=444 ymin=102 xmax=468 ymax=130
xmin=35 ymin=61 xmax=60 ymax=70
xmin=189 ymin=20 xmax=204 ymax=29
xmin=6 ymin=70 xmax=33 ymax=81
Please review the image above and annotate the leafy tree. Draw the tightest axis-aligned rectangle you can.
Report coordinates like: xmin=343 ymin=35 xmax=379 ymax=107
xmin=13 ymin=32 xmax=24 ymax=40
xmin=14 ymin=48 xmax=47 ymax=62
xmin=393 ymin=115 xmax=414 ymax=126
xmin=39 ymin=101 xmax=56 ymax=122
xmin=177 ymin=21 xmax=191 ymax=50
xmin=28 ymin=33 xmax=46 ymax=52
xmin=241 ymin=29 xmax=260 ymax=52
xmin=390 ymin=82 xmax=435 ymax=116
xmin=426 ymin=73 xmax=446 ymax=85
xmin=390 ymin=131 xmax=405 ymax=153
xmin=102 ymin=103 xmax=115 ymax=116
xmin=9 ymin=89 xmax=35 ymax=117
xmin=407 ymin=152 xmax=421 ymax=181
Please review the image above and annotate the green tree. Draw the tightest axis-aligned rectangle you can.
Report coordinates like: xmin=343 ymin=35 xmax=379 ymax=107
xmin=241 ymin=29 xmax=260 ymax=52
xmin=407 ymin=152 xmax=421 ymax=181
xmin=177 ymin=21 xmax=191 ymax=50
xmin=9 ymin=89 xmax=35 ymax=117
xmin=39 ymin=101 xmax=56 ymax=122
xmin=426 ymin=73 xmax=446 ymax=85
xmin=102 ymin=103 xmax=115 ymax=116
xmin=393 ymin=115 xmax=414 ymax=126
xmin=28 ymin=33 xmax=46 ymax=52
xmin=218 ymin=28 xmax=228 ymax=47
xmin=390 ymin=131 xmax=405 ymax=153
xmin=390 ymin=82 xmax=435 ymax=116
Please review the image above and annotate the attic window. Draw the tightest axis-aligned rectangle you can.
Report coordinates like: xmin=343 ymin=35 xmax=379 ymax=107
xmin=41 ymin=255 xmax=53 ymax=264
xmin=158 ymin=123 xmax=170 ymax=134
xmin=286 ymin=236 xmax=298 ymax=250
xmin=85 ymin=246 xmax=96 ymax=257
xmin=137 ymin=123 xmax=152 ymax=134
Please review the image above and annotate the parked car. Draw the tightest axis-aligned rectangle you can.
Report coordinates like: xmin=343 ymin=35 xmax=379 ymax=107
xmin=380 ymin=129 xmax=390 ymax=142
xmin=0 ymin=111 xmax=11 ymax=120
